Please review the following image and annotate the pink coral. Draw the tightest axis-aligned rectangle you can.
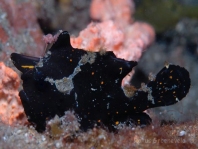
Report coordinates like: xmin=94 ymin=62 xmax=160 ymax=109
xmin=0 ymin=62 xmax=24 ymax=125
xmin=71 ymin=0 xmax=155 ymax=62
xmin=71 ymin=21 xmax=124 ymax=52
xmin=90 ymin=0 xmax=135 ymax=26
xmin=43 ymin=30 xmax=63 ymax=45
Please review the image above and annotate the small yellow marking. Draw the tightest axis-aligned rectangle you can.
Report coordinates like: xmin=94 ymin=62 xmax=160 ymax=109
xmin=97 ymin=119 xmax=101 ymax=123
xmin=119 ymin=67 xmax=122 ymax=74
xmin=137 ymin=119 xmax=140 ymax=124
xmin=115 ymin=121 xmax=119 ymax=125
xmin=116 ymin=111 xmax=119 ymax=114
xmin=101 ymin=81 xmax=104 ymax=85
xmin=173 ymin=91 xmax=176 ymax=94
xmin=70 ymin=59 xmax=72 ymax=62
xmin=134 ymin=106 xmax=136 ymax=109
xmin=21 ymin=65 xmax=34 ymax=69
xmin=160 ymin=82 xmax=162 ymax=85
xmin=158 ymin=100 xmax=161 ymax=103
xmin=91 ymin=72 xmax=94 ymax=75
xmin=169 ymin=76 xmax=172 ymax=79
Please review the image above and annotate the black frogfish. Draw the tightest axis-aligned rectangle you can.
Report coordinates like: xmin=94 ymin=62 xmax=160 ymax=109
xmin=11 ymin=31 xmax=191 ymax=132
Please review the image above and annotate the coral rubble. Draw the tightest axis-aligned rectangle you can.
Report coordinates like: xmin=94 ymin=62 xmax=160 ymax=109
xmin=0 ymin=119 xmax=198 ymax=148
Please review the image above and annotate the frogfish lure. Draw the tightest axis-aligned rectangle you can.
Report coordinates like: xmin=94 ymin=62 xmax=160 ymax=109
xmin=11 ymin=31 xmax=191 ymax=132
